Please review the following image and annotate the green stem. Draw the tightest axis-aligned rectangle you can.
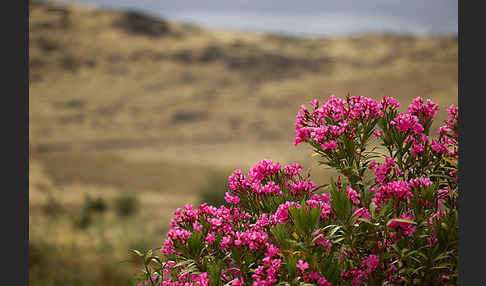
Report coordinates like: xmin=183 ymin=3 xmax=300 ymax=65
xmin=145 ymin=263 xmax=155 ymax=286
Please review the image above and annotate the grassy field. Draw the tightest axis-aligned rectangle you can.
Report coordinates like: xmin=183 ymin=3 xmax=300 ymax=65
xmin=29 ymin=1 xmax=457 ymax=285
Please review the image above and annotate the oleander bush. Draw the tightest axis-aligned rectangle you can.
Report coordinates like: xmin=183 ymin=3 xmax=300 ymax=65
xmin=134 ymin=95 xmax=458 ymax=285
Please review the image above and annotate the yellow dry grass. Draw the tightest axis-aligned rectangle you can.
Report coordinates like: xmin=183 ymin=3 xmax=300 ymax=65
xmin=30 ymin=1 xmax=457 ymax=151
xmin=29 ymin=0 xmax=457 ymax=192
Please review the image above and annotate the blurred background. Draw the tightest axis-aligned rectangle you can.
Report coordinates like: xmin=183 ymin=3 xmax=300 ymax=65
xmin=29 ymin=0 xmax=458 ymax=285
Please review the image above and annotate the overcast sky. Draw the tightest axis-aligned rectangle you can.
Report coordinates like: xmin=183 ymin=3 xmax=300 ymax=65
xmin=67 ymin=0 xmax=458 ymax=36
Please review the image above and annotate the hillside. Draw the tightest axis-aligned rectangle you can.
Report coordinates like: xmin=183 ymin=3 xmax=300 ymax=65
xmin=30 ymin=0 xmax=457 ymax=192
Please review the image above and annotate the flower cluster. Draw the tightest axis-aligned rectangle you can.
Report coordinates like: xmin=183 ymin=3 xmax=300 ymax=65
xmin=294 ymin=95 xmax=383 ymax=149
xmin=407 ymin=97 xmax=440 ymax=124
xmin=390 ymin=113 xmax=424 ymax=135
xmin=135 ymin=95 xmax=458 ymax=286
xmin=224 ymin=159 xmax=318 ymax=213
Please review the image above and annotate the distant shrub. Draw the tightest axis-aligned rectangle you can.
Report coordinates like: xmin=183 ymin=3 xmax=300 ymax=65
xmin=42 ymin=194 xmax=64 ymax=216
xmin=74 ymin=211 xmax=93 ymax=230
xmin=198 ymin=171 xmax=231 ymax=207
xmin=116 ymin=10 xmax=170 ymax=37
xmin=74 ymin=195 xmax=107 ymax=229
xmin=115 ymin=194 xmax=139 ymax=218
xmin=84 ymin=195 xmax=107 ymax=214
xmin=135 ymin=95 xmax=458 ymax=285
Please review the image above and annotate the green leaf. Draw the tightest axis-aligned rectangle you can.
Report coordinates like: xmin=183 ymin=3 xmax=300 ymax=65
xmin=133 ymin=250 xmax=144 ymax=257
xmin=386 ymin=218 xmax=417 ymax=227
xmin=370 ymin=202 xmax=377 ymax=218
xmin=379 ymin=199 xmax=393 ymax=217
xmin=328 ymin=225 xmax=342 ymax=237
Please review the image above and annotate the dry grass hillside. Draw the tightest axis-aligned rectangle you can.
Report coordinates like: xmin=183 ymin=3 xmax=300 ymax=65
xmin=30 ymin=0 xmax=457 ymax=167
xmin=29 ymin=1 xmax=457 ymax=285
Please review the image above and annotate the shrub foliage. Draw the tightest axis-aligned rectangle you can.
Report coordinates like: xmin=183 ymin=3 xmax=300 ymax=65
xmin=134 ymin=95 xmax=458 ymax=285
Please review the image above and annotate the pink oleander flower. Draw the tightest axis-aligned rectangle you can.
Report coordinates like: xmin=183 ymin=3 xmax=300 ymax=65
xmin=307 ymin=271 xmax=320 ymax=281
xmin=208 ymin=217 xmax=223 ymax=228
xmin=305 ymin=271 xmax=332 ymax=286
xmin=290 ymin=179 xmax=317 ymax=196
xmin=369 ymin=160 xmax=376 ymax=169
xmin=248 ymin=159 xmax=282 ymax=182
xmin=346 ymin=95 xmax=383 ymax=120
xmin=390 ymin=113 xmax=424 ymax=135
xmin=261 ymin=181 xmax=282 ymax=196
xmin=162 ymin=238 xmax=174 ymax=255
xmin=320 ymin=94 xmax=347 ymax=122
xmin=313 ymin=232 xmax=333 ymax=251
xmin=372 ymin=180 xmax=412 ymax=207
xmin=385 ymin=157 xmax=396 ymax=166
xmin=431 ymin=139 xmax=448 ymax=154
xmin=407 ymin=97 xmax=439 ymax=123
xmin=225 ymin=191 xmax=241 ymax=205
xmin=381 ymin=96 xmax=400 ymax=110
xmin=232 ymin=277 xmax=244 ymax=286
xmin=410 ymin=141 xmax=425 ymax=156
xmin=311 ymin=125 xmax=329 ymax=142
xmin=193 ymin=222 xmax=203 ymax=232
xmin=321 ymin=140 xmax=338 ymax=151
xmin=238 ymin=230 xmax=269 ymax=250
xmin=205 ymin=233 xmax=216 ymax=245
xmin=294 ymin=94 xmax=383 ymax=149
xmin=307 ymin=194 xmax=333 ymax=219
xmin=353 ymin=207 xmax=371 ymax=221
xmin=387 ymin=214 xmax=416 ymax=237
xmin=197 ymin=273 xmax=210 ymax=286
xmin=363 ymin=254 xmax=380 ymax=274
xmin=317 ymin=276 xmax=332 ymax=286
xmin=342 ymin=268 xmax=368 ymax=286
xmin=438 ymin=125 xmax=451 ymax=136
xmin=228 ymin=169 xmax=249 ymax=191
xmin=220 ymin=235 xmax=232 ymax=250
xmin=374 ymin=129 xmax=383 ymax=139
xmin=311 ymin=193 xmax=332 ymax=203
xmin=296 ymin=259 xmax=309 ymax=273
xmin=266 ymin=243 xmax=280 ymax=258
xmin=446 ymin=104 xmax=458 ymax=130
xmin=283 ymin=162 xmax=303 ymax=177
xmin=372 ymin=162 xmax=391 ymax=184
xmin=272 ymin=201 xmax=299 ymax=224
xmin=346 ymin=186 xmax=361 ymax=204
xmin=167 ymin=227 xmax=191 ymax=243
xmin=254 ymin=213 xmax=272 ymax=231
xmin=408 ymin=177 xmax=432 ymax=189
xmin=253 ymin=265 xmax=264 ymax=276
